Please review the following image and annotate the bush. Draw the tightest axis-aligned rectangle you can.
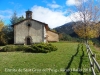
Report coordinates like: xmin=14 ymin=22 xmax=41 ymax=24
xmin=1 ymin=43 xmax=57 ymax=53
xmin=16 ymin=45 xmax=28 ymax=51
xmin=29 ymin=43 xmax=57 ymax=53
xmin=2 ymin=45 xmax=16 ymax=52
xmin=1 ymin=45 xmax=30 ymax=52
xmin=24 ymin=46 xmax=33 ymax=53
xmin=88 ymin=40 xmax=94 ymax=45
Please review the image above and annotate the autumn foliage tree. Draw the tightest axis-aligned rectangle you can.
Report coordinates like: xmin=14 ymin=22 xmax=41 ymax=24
xmin=72 ymin=0 xmax=100 ymax=44
xmin=0 ymin=12 xmax=25 ymax=45
xmin=0 ymin=20 xmax=7 ymax=45
xmin=74 ymin=23 xmax=99 ymax=39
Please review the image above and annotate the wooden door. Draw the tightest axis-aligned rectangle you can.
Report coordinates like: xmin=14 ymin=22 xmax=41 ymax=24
xmin=27 ymin=37 xmax=31 ymax=45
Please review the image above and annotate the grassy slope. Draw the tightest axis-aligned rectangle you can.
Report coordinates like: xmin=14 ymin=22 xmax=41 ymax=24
xmin=90 ymin=45 xmax=100 ymax=75
xmin=0 ymin=43 xmax=92 ymax=75
xmin=90 ymin=46 xmax=100 ymax=64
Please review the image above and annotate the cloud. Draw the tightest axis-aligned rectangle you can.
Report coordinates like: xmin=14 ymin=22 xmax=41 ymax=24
xmin=9 ymin=2 xmax=15 ymax=5
xmin=43 ymin=0 xmax=61 ymax=9
xmin=0 ymin=15 xmax=4 ymax=19
xmin=9 ymin=1 xmax=22 ymax=10
xmin=31 ymin=5 xmax=74 ymax=28
xmin=0 ymin=10 xmax=13 ymax=19
xmin=69 ymin=12 xmax=83 ymax=21
xmin=47 ymin=3 xmax=61 ymax=9
xmin=0 ymin=9 xmax=25 ymax=25
xmin=0 ymin=10 xmax=13 ymax=25
xmin=0 ymin=9 xmax=25 ymax=19
xmin=0 ymin=6 xmax=82 ymax=28
xmin=66 ymin=0 xmax=87 ymax=6
xmin=66 ymin=0 xmax=81 ymax=6
xmin=47 ymin=0 xmax=61 ymax=9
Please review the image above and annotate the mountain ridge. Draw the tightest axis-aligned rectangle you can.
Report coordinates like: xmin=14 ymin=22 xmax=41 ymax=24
xmin=54 ymin=22 xmax=75 ymax=35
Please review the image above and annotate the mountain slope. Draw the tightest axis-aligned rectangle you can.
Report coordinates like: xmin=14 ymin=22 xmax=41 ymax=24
xmin=54 ymin=22 xmax=75 ymax=35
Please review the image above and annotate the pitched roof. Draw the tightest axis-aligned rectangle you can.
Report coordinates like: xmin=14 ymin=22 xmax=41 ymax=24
xmin=12 ymin=19 xmax=50 ymax=30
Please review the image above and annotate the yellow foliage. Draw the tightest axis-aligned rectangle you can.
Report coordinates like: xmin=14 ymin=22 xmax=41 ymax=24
xmin=0 ymin=21 xmax=4 ymax=32
xmin=0 ymin=21 xmax=6 ymax=45
xmin=88 ymin=40 xmax=94 ymax=45
xmin=74 ymin=24 xmax=99 ymax=39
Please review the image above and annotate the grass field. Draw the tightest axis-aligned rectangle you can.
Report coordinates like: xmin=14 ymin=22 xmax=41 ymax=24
xmin=0 ymin=42 xmax=99 ymax=75
xmin=90 ymin=45 xmax=100 ymax=64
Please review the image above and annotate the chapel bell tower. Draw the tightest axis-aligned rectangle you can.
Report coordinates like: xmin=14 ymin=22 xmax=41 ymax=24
xmin=26 ymin=10 xmax=32 ymax=19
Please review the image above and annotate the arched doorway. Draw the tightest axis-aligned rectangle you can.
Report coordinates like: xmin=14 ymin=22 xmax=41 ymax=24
xmin=27 ymin=37 xmax=31 ymax=45
xmin=25 ymin=36 xmax=32 ymax=45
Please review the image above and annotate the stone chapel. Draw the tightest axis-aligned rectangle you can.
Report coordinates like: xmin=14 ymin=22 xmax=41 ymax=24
xmin=12 ymin=10 xmax=59 ymax=45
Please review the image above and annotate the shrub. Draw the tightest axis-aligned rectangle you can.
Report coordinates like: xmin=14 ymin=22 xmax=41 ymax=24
xmin=24 ymin=46 xmax=33 ymax=53
xmin=30 ymin=43 xmax=57 ymax=53
xmin=88 ymin=40 xmax=94 ymax=45
xmin=1 ymin=43 xmax=57 ymax=53
xmin=2 ymin=45 xmax=16 ymax=52
xmin=16 ymin=45 xmax=28 ymax=51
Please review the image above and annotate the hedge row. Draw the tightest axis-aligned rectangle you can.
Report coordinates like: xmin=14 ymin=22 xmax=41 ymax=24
xmin=1 ymin=43 xmax=57 ymax=53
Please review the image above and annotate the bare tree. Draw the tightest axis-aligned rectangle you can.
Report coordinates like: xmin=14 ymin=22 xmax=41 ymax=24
xmin=72 ymin=0 xmax=100 ymax=44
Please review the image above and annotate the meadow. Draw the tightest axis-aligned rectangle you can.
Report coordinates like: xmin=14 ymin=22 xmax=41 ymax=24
xmin=0 ymin=42 xmax=99 ymax=75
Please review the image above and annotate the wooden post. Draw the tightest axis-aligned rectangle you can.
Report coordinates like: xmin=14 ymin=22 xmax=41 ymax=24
xmin=92 ymin=54 xmax=96 ymax=69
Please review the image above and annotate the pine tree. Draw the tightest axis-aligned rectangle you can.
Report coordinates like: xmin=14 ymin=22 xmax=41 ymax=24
xmin=10 ymin=11 xmax=18 ymax=25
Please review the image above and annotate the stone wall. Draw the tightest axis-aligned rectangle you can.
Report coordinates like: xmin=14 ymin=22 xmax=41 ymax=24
xmin=14 ymin=20 xmax=45 ymax=44
xmin=46 ymin=31 xmax=59 ymax=42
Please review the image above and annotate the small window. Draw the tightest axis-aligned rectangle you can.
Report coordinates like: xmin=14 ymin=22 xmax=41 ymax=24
xmin=26 ymin=21 xmax=32 ymax=27
xmin=26 ymin=22 xmax=32 ymax=27
xmin=28 ymin=24 xmax=31 ymax=27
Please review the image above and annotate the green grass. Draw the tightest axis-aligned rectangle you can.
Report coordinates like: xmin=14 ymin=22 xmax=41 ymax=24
xmin=89 ymin=45 xmax=100 ymax=75
xmin=0 ymin=43 xmax=94 ymax=75
xmin=90 ymin=45 xmax=100 ymax=64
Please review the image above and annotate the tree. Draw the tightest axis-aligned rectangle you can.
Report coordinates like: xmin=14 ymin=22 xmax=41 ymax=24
xmin=0 ymin=20 xmax=7 ymax=45
xmin=9 ymin=11 xmax=17 ymax=44
xmin=10 ymin=11 xmax=25 ymax=25
xmin=72 ymin=0 xmax=100 ymax=44
xmin=74 ymin=23 xmax=99 ymax=38
xmin=2 ymin=25 xmax=14 ymax=44
xmin=10 ymin=11 xmax=18 ymax=25
xmin=0 ymin=20 xmax=4 ymax=32
xmin=9 ymin=12 xmax=25 ymax=44
xmin=18 ymin=16 xmax=24 ymax=22
xmin=96 ymin=22 xmax=100 ymax=35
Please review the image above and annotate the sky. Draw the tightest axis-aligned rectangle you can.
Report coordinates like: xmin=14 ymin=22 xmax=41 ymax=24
xmin=0 ymin=0 xmax=93 ymax=28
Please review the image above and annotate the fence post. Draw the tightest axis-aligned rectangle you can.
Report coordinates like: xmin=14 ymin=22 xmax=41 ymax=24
xmin=92 ymin=54 xmax=96 ymax=69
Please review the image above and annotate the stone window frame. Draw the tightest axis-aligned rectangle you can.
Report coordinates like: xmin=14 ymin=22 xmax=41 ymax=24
xmin=26 ymin=21 xmax=32 ymax=27
xmin=25 ymin=36 xmax=32 ymax=45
